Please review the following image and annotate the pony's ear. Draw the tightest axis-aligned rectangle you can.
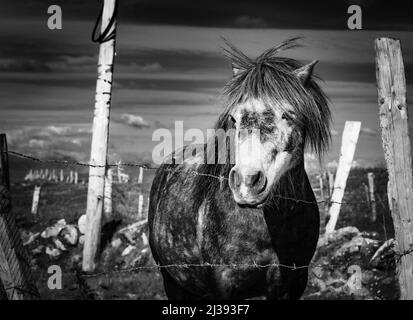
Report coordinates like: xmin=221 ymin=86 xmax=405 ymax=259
xmin=294 ymin=60 xmax=318 ymax=85
xmin=232 ymin=63 xmax=242 ymax=76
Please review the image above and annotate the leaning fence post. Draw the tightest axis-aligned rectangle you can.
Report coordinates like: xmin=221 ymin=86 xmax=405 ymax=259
xmin=367 ymin=172 xmax=377 ymax=222
xmin=83 ymin=0 xmax=118 ymax=272
xmin=0 ymin=134 xmax=39 ymax=299
xmin=31 ymin=186 xmax=41 ymax=216
xmin=325 ymin=121 xmax=361 ymax=233
xmin=375 ymin=37 xmax=413 ymax=299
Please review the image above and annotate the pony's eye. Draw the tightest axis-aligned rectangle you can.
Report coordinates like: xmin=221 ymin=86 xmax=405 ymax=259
xmin=281 ymin=112 xmax=292 ymax=121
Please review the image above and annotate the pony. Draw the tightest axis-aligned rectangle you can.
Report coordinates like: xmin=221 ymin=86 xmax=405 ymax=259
xmin=148 ymin=38 xmax=331 ymax=300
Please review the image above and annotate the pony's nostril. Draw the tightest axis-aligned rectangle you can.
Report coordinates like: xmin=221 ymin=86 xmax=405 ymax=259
xmin=245 ymin=170 xmax=266 ymax=193
xmin=256 ymin=171 xmax=267 ymax=193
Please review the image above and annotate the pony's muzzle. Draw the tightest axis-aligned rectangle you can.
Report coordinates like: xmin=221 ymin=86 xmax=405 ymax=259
xmin=229 ymin=167 xmax=267 ymax=205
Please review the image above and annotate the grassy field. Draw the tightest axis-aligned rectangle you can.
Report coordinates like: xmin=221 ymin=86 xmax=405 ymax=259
xmin=7 ymin=165 xmax=397 ymax=299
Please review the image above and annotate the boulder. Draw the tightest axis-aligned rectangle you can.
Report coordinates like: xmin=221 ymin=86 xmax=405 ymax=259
xmin=41 ymin=219 xmax=66 ymax=239
xmin=60 ymin=225 xmax=79 ymax=246
xmin=45 ymin=246 xmax=62 ymax=259
xmin=53 ymin=238 xmax=67 ymax=251
xmin=78 ymin=235 xmax=85 ymax=246
xmin=21 ymin=231 xmax=40 ymax=246
xmin=370 ymin=238 xmax=396 ymax=268
xmin=78 ymin=214 xmax=87 ymax=235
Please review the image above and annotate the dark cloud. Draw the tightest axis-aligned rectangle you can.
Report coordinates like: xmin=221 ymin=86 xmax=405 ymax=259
xmin=0 ymin=58 xmax=51 ymax=72
xmin=234 ymin=16 xmax=268 ymax=28
xmin=3 ymin=0 xmax=413 ymax=30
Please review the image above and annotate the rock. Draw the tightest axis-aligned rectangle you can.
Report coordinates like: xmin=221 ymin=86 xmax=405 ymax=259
xmin=111 ymin=238 xmax=122 ymax=249
xmin=118 ymin=220 xmax=147 ymax=244
xmin=60 ymin=225 xmax=79 ymax=246
xmin=370 ymin=238 xmax=396 ymax=268
xmin=53 ymin=238 xmax=67 ymax=251
xmin=318 ymin=226 xmax=360 ymax=247
xmin=123 ymin=246 xmax=147 ymax=268
xmin=68 ymin=254 xmax=82 ymax=268
xmin=122 ymin=245 xmax=136 ymax=256
xmin=141 ymin=232 xmax=149 ymax=246
xmin=32 ymin=245 xmax=44 ymax=255
xmin=41 ymin=219 xmax=66 ymax=239
xmin=78 ymin=235 xmax=85 ymax=246
xmin=45 ymin=246 xmax=62 ymax=259
xmin=333 ymin=236 xmax=379 ymax=259
xmin=78 ymin=214 xmax=87 ymax=234
xmin=21 ymin=231 xmax=40 ymax=246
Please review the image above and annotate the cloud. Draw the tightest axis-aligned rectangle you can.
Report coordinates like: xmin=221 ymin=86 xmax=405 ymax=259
xmin=234 ymin=16 xmax=268 ymax=28
xmin=0 ymin=58 xmax=51 ymax=72
xmin=6 ymin=125 xmax=91 ymax=161
xmin=120 ymin=113 xmax=151 ymax=129
xmin=47 ymin=55 xmax=97 ymax=71
xmin=130 ymin=62 xmax=163 ymax=72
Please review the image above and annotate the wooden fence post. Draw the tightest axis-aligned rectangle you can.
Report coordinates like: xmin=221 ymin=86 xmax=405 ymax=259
xmin=104 ymin=168 xmax=113 ymax=221
xmin=367 ymin=172 xmax=377 ymax=222
xmin=138 ymin=167 xmax=143 ymax=184
xmin=0 ymin=134 xmax=39 ymax=299
xmin=83 ymin=0 xmax=118 ymax=272
xmin=325 ymin=121 xmax=361 ymax=233
xmin=138 ymin=194 xmax=144 ymax=219
xmin=31 ymin=186 xmax=41 ymax=216
xmin=375 ymin=37 xmax=413 ymax=299
xmin=328 ymin=171 xmax=334 ymax=197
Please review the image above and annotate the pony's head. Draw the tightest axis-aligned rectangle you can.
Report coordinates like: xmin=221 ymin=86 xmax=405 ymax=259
xmin=219 ymin=38 xmax=331 ymax=207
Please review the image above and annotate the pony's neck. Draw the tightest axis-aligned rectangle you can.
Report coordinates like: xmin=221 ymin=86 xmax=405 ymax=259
xmin=269 ymin=158 xmax=307 ymax=199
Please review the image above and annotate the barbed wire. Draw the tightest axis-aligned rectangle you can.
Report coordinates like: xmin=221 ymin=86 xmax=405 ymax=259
xmin=8 ymin=150 xmax=384 ymax=207
xmin=80 ymin=261 xmax=311 ymax=279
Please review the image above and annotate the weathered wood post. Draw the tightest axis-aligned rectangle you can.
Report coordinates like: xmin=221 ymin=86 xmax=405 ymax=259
xmin=31 ymin=186 xmax=41 ymax=216
xmin=328 ymin=171 xmax=334 ymax=196
xmin=104 ymin=168 xmax=113 ymax=221
xmin=0 ymin=134 xmax=39 ymax=299
xmin=325 ymin=121 xmax=361 ymax=233
xmin=138 ymin=194 xmax=144 ymax=219
xmin=375 ymin=37 xmax=413 ymax=299
xmin=60 ymin=169 xmax=64 ymax=182
xmin=83 ymin=0 xmax=118 ymax=272
xmin=318 ymin=173 xmax=327 ymax=232
xmin=367 ymin=172 xmax=377 ymax=222
xmin=319 ymin=173 xmax=325 ymax=205
xmin=138 ymin=167 xmax=143 ymax=184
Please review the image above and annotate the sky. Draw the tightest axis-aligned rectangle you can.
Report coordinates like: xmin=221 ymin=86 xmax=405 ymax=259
xmin=1 ymin=0 xmax=413 ymax=172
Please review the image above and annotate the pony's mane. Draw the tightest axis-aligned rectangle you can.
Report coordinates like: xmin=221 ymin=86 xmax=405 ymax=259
xmin=192 ymin=38 xmax=331 ymax=207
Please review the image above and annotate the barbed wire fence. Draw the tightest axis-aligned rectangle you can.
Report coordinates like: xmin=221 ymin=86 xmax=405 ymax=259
xmin=3 ymin=142 xmax=413 ymax=301
xmin=7 ymin=150 xmax=370 ymax=207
